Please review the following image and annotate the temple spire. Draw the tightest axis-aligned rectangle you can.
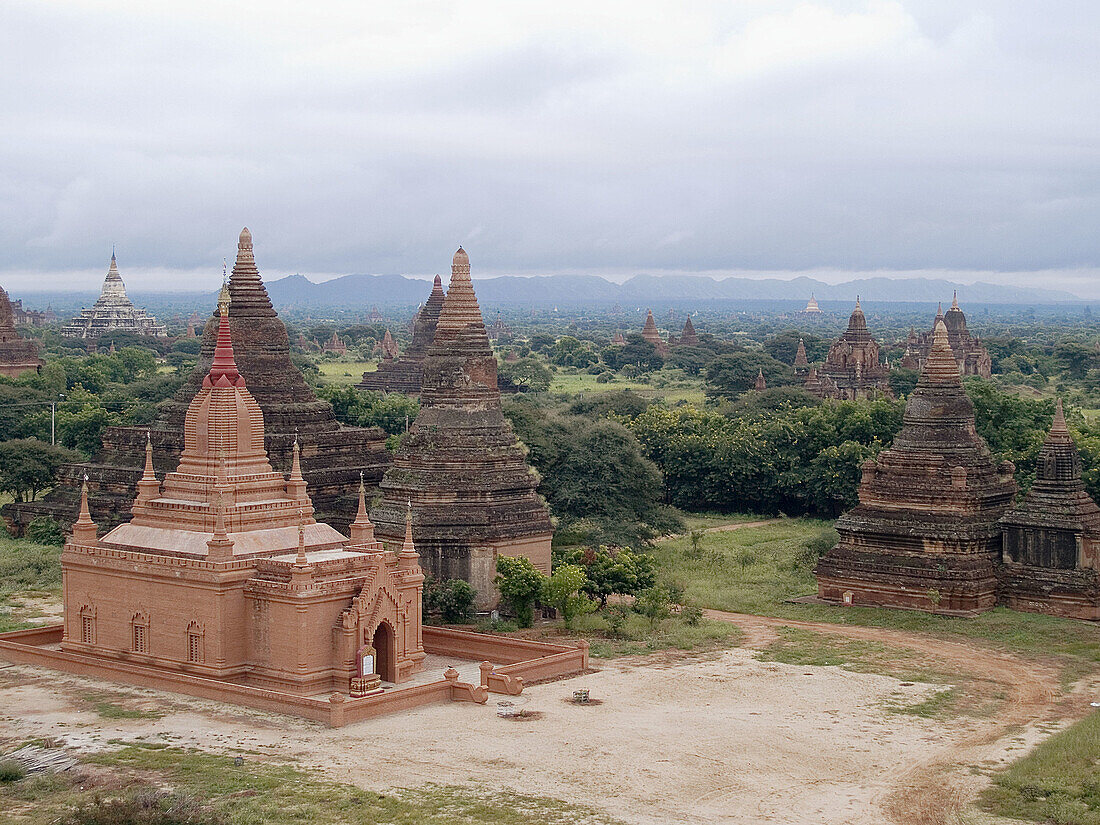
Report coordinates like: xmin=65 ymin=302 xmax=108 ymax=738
xmin=205 ymin=280 xmax=242 ymax=387
xmin=398 ymin=501 xmax=420 ymax=571
xmin=72 ymin=475 xmax=98 ymax=544
xmin=286 ymin=437 xmax=308 ymax=503
xmin=951 ymin=290 xmax=960 ymax=310
xmin=918 ymin=319 xmax=961 ymax=386
xmin=349 ymin=471 xmax=375 ymax=544
xmin=295 ymin=506 xmax=308 ymax=566
xmin=1050 ymin=398 xmax=1071 ymax=441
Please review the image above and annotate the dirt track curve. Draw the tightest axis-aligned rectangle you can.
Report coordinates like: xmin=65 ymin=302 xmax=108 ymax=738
xmin=703 ymin=608 xmax=1081 ymax=825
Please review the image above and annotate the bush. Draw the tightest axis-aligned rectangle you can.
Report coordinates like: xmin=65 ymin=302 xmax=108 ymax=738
xmin=595 ymin=371 xmax=614 ymax=384
xmin=493 ymin=555 xmax=548 ymax=628
xmin=0 ymin=759 xmax=25 ymax=782
xmin=424 ymin=577 xmax=477 ymax=624
xmin=634 ymin=585 xmax=673 ymax=626
xmin=59 ymin=790 xmax=225 ymax=825
xmin=543 ymin=564 xmax=596 ymax=625
xmin=25 ymin=516 xmax=65 ymax=547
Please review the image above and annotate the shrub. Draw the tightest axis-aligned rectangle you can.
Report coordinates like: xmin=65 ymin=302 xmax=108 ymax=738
xmin=59 ymin=790 xmax=225 ymax=825
xmin=494 ymin=556 xmax=547 ymax=628
xmin=595 ymin=371 xmax=614 ymax=384
xmin=680 ymin=604 xmax=704 ymax=626
xmin=424 ymin=577 xmax=477 ymax=624
xmin=543 ymin=564 xmax=596 ymax=625
xmin=0 ymin=759 xmax=25 ymax=782
xmin=25 ymin=516 xmax=65 ymax=547
xmin=634 ymin=585 xmax=673 ymax=626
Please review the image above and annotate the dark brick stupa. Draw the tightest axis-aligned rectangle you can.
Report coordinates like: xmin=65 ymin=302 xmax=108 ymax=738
xmin=815 ymin=320 xmax=1018 ymax=615
xmin=999 ymin=400 xmax=1100 ymax=619
xmin=357 ymin=275 xmax=445 ymax=396
xmin=808 ymin=299 xmax=892 ymax=401
xmin=371 ymin=248 xmax=552 ymax=606
xmin=3 ymin=229 xmax=391 ymax=536
xmin=0 ymin=286 xmax=43 ymax=379
xmin=678 ymin=316 xmax=699 ymax=347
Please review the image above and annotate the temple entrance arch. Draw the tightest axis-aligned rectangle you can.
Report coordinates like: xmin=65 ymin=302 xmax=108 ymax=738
xmin=372 ymin=622 xmax=395 ymax=683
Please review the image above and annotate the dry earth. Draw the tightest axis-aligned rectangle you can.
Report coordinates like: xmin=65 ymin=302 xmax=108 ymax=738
xmin=1 ymin=614 xmax=1090 ymax=825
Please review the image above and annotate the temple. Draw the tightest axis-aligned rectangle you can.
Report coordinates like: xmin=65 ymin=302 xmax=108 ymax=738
xmin=4 ymin=230 xmax=391 ymax=536
xmin=807 ymin=300 xmax=892 ymax=400
xmin=0 ymin=286 xmax=44 ymax=378
xmin=793 ymin=338 xmax=809 ymax=375
xmin=370 ymin=249 xmax=553 ymax=605
xmin=61 ymin=253 xmax=167 ymax=339
xmin=358 ymin=275 xmax=445 ymax=395
xmin=802 ymin=293 xmax=823 ymax=314
xmin=322 ymin=333 xmax=347 ymax=355
xmin=904 ymin=295 xmax=992 ymax=378
xmin=678 ymin=316 xmax=699 ymax=347
xmin=641 ymin=310 xmax=668 ymax=354
xmin=999 ymin=400 xmax=1100 ymax=619
xmin=754 ymin=369 xmax=767 ymax=391
xmin=60 ymin=284 xmax=425 ymax=694
xmin=815 ymin=321 xmax=1018 ymax=614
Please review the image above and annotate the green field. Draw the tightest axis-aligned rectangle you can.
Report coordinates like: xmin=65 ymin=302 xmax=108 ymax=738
xmin=315 ymin=360 xmax=376 ymax=385
xmin=982 ymin=710 xmax=1100 ymax=824
xmin=652 ymin=518 xmax=1100 ymax=671
xmin=549 ymin=372 xmax=705 ymax=404
xmin=0 ymin=533 xmax=61 ymax=633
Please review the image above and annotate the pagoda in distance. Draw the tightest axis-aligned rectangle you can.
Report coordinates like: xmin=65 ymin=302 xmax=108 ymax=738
xmin=61 ymin=252 xmax=167 ymax=339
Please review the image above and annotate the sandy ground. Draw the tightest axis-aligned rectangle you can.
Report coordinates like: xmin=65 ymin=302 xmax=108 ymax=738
xmin=1 ymin=616 xmax=1087 ymax=825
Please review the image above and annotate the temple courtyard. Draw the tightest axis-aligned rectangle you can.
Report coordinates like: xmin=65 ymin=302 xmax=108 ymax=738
xmin=2 ymin=609 xmax=1092 ymax=825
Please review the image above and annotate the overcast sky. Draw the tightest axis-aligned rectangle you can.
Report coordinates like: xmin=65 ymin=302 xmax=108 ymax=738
xmin=2 ymin=1 xmax=1099 ymax=295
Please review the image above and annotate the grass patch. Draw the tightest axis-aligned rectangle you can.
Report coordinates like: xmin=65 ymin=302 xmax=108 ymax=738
xmin=755 ymin=627 xmax=975 ymax=718
xmin=0 ymin=534 xmax=62 ymax=633
xmin=672 ymin=512 xmax=764 ymax=531
xmin=548 ymin=372 xmax=705 ymax=405
xmin=83 ymin=693 xmax=165 ymax=720
xmin=654 ymin=517 xmax=1100 ymax=676
xmin=0 ymin=743 xmax=624 ymax=825
xmin=314 ymin=360 xmax=377 ymax=385
xmin=553 ymin=611 xmax=739 ymax=659
xmin=981 ymin=710 xmax=1100 ymax=824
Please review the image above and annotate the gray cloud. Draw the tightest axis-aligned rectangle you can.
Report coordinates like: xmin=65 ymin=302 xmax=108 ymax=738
xmin=2 ymin=1 xmax=1099 ymax=294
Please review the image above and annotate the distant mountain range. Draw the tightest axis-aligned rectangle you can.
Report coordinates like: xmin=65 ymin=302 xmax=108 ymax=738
xmin=264 ymin=272 xmax=1080 ymax=308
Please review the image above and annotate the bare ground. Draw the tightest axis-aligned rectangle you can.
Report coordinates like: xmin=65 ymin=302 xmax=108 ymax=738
xmin=2 ymin=608 xmax=1090 ymax=825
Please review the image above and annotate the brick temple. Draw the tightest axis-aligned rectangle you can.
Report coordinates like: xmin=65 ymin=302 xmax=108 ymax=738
xmin=999 ymin=400 xmax=1100 ymax=619
xmin=901 ymin=294 xmax=992 ymax=378
xmin=0 ymin=286 xmax=43 ymax=378
xmin=3 ymin=229 xmax=390 ymax=535
xmin=815 ymin=320 xmax=1018 ymax=615
xmin=641 ymin=309 xmax=668 ymax=354
xmin=678 ymin=316 xmax=699 ymax=347
xmin=61 ymin=284 xmax=426 ymax=693
xmin=807 ymin=299 xmax=892 ymax=400
xmin=61 ymin=252 xmax=167 ymax=339
xmin=358 ymin=275 xmax=445 ymax=395
xmin=370 ymin=248 xmax=553 ymax=605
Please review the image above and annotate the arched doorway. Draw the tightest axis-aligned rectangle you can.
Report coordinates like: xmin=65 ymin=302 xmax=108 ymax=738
xmin=372 ymin=622 xmax=395 ymax=683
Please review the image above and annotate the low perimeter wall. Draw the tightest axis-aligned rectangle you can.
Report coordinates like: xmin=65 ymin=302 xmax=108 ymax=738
xmin=0 ymin=625 xmax=588 ymax=726
xmin=423 ymin=626 xmax=589 ymax=696
xmin=0 ymin=625 xmax=488 ymax=727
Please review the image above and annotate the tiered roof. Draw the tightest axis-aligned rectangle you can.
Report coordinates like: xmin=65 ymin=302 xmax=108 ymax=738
xmin=61 ymin=254 xmax=167 ymax=339
xmin=810 ymin=299 xmax=891 ymax=400
xmin=371 ymin=248 xmax=552 ymax=597
xmin=815 ymin=320 xmax=1017 ymax=614
xmin=679 ymin=316 xmax=699 ymax=347
xmin=100 ymin=285 xmax=345 ymax=558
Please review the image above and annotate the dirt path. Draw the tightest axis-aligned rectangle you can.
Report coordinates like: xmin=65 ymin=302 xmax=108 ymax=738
xmin=656 ymin=519 xmax=781 ymax=541
xmin=703 ymin=608 xmax=1084 ymax=825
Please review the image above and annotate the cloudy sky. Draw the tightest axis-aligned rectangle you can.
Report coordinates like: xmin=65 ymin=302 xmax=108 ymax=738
xmin=2 ymin=1 xmax=1099 ymax=295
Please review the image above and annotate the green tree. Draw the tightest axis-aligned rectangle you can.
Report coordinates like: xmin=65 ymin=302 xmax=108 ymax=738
xmin=498 ymin=357 xmax=552 ymax=392
xmin=705 ymin=351 xmax=792 ymax=399
xmin=0 ymin=439 xmax=79 ymax=502
xmin=494 ymin=555 xmax=547 ymax=628
xmin=542 ymin=564 xmax=595 ymax=624
xmin=556 ymin=545 xmax=656 ymax=606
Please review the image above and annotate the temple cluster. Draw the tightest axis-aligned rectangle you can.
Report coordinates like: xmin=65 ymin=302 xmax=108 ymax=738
xmin=815 ymin=320 xmax=1100 ymax=620
xmin=0 ymin=286 xmax=44 ymax=379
